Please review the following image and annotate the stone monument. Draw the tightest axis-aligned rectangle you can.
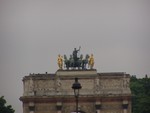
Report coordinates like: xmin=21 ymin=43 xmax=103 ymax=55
xmin=20 ymin=48 xmax=131 ymax=113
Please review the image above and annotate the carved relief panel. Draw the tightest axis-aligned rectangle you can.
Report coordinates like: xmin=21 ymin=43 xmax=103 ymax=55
xmin=34 ymin=79 xmax=55 ymax=96
xmin=24 ymin=78 xmax=56 ymax=96
xmin=24 ymin=78 xmax=34 ymax=96
xmin=99 ymin=79 xmax=122 ymax=89
xmin=101 ymin=102 xmax=123 ymax=113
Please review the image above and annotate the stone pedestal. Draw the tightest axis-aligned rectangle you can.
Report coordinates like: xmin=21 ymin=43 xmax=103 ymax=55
xmin=56 ymin=69 xmax=97 ymax=76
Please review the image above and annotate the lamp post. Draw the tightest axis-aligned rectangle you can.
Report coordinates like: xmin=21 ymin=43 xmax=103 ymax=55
xmin=72 ymin=78 xmax=82 ymax=113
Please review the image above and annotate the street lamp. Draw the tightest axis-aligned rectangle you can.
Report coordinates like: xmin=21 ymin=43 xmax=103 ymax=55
xmin=72 ymin=78 xmax=82 ymax=113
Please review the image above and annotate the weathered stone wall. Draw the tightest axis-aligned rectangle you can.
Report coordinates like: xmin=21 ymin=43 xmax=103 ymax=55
xmin=23 ymin=77 xmax=56 ymax=96
xmin=97 ymin=73 xmax=131 ymax=95
xmin=20 ymin=70 xmax=131 ymax=113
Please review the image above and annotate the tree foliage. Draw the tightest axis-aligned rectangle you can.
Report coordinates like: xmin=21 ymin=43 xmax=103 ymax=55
xmin=130 ymin=75 xmax=150 ymax=113
xmin=0 ymin=96 xmax=15 ymax=113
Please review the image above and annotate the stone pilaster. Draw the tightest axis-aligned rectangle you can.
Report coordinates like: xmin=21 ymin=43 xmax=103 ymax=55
xmin=122 ymin=100 xmax=128 ymax=113
xmin=28 ymin=102 xmax=35 ymax=113
xmin=56 ymin=102 xmax=62 ymax=113
xmin=95 ymin=101 xmax=101 ymax=113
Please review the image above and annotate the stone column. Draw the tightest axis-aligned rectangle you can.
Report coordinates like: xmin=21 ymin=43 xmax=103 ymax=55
xmin=122 ymin=100 xmax=128 ymax=113
xmin=95 ymin=101 xmax=101 ymax=113
xmin=56 ymin=102 xmax=62 ymax=113
xmin=29 ymin=102 xmax=35 ymax=113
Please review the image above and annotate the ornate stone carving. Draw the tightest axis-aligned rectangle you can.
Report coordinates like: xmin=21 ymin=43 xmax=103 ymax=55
xmin=99 ymin=79 xmax=122 ymax=89
xmin=29 ymin=78 xmax=34 ymax=91
xmin=55 ymin=77 xmax=62 ymax=94
xmin=94 ymin=77 xmax=100 ymax=94
xmin=123 ymin=78 xmax=129 ymax=88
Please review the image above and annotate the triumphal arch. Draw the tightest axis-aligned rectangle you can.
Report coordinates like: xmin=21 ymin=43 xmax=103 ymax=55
xmin=20 ymin=48 xmax=132 ymax=113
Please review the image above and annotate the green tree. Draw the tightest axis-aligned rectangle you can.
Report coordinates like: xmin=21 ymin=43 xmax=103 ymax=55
xmin=0 ymin=96 xmax=15 ymax=113
xmin=130 ymin=75 xmax=150 ymax=113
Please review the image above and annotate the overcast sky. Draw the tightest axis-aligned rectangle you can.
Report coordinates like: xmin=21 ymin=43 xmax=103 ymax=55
xmin=0 ymin=1 xmax=150 ymax=113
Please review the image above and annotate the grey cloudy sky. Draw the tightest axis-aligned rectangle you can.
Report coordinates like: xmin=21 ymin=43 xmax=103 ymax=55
xmin=0 ymin=1 xmax=150 ymax=113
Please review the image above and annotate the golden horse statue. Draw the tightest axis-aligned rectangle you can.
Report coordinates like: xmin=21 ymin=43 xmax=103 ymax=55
xmin=88 ymin=54 xmax=94 ymax=69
